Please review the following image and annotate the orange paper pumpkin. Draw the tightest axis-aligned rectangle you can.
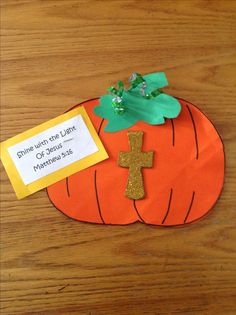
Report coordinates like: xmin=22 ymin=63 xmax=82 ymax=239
xmin=47 ymin=98 xmax=224 ymax=226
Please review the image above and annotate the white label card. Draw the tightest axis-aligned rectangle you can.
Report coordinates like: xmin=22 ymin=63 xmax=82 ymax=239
xmin=8 ymin=115 xmax=98 ymax=185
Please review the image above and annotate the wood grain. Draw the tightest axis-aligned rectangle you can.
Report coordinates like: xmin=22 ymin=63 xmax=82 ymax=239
xmin=1 ymin=0 xmax=236 ymax=314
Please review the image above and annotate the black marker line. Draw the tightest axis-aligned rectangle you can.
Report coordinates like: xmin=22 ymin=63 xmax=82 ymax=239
xmin=63 ymin=138 xmax=73 ymax=143
xmin=184 ymin=191 xmax=195 ymax=223
xmin=66 ymin=177 xmax=70 ymax=197
xmin=98 ymin=119 xmax=104 ymax=135
xmin=133 ymin=200 xmax=145 ymax=223
xmin=186 ymin=105 xmax=199 ymax=160
xmin=162 ymin=188 xmax=173 ymax=224
xmin=94 ymin=170 xmax=105 ymax=224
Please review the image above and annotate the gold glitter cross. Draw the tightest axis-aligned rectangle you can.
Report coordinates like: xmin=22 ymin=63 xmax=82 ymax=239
xmin=118 ymin=131 xmax=154 ymax=200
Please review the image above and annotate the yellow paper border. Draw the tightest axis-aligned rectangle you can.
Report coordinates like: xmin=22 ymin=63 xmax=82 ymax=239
xmin=0 ymin=106 xmax=108 ymax=199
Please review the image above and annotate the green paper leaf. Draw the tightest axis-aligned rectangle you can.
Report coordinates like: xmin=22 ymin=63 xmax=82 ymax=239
xmin=94 ymin=95 xmax=139 ymax=132
xmin=130 ymin=72 xmax=168 ymax=96
xmin=94 ymin=72 xmax=181 ymax=132
xmin=143 ymin=72 xmax=168 ymax=93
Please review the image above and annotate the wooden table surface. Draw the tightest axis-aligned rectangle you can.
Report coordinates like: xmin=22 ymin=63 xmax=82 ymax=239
xmin=1 ymin=1 xmax=236 ymax=314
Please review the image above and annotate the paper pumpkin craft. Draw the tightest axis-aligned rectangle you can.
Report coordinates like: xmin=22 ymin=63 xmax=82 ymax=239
xmin=47 ymin=73 xmax=224 ymax=226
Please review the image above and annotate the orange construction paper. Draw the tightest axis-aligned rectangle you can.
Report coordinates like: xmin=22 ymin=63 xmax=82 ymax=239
xmin=47 ymin=98 xmax=225 ymax=226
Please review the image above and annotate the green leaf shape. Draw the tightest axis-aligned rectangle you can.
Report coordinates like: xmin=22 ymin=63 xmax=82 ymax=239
xmin=130 ymin=72 xmax=168 ymax=96
xmin=94 ymin=95 xmax=139 ymax=132
xmin=94 ymin=72 xmax=181 ymax=132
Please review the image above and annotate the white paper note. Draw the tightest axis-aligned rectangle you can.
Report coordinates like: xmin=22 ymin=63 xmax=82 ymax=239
xmin=8 ymin=115 xmax=99 ymax=185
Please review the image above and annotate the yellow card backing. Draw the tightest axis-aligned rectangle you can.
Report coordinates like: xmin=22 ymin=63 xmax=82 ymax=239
xmin=0 ymin=106 xmax=108 ymax=199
